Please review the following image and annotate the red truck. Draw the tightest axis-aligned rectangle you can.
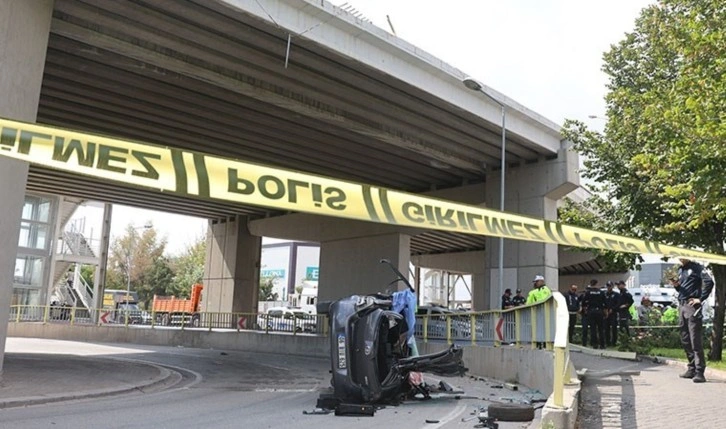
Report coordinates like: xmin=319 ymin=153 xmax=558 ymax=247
xmin=152 ymin=283 xmax=203 ymax=326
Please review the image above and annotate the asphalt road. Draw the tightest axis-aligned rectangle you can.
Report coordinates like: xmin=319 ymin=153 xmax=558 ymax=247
xmin=1 ymin=340 xmax=538 ymax=429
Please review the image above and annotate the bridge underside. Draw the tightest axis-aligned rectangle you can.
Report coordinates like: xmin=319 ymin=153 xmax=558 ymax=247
xmin=22 ymin=0 xmax=566 ymax=255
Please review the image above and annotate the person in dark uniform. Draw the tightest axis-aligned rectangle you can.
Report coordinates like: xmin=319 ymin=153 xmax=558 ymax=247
xmin=582 ymin=279 xmax=606 ymax=349
xmin=616 ymin=280 xmax=634 ymax=338
xmin=604 ymin=281 xmax=620 ymax=347
xmin=565 ymin=284 xmax=580 ymax=343
xmin=671 ymin=258 xmax=714 ymax=383
xmin=501 ymin=288 xmax=513 ymax=310
xmin=511 ymin=289 xmax=526 ymax=307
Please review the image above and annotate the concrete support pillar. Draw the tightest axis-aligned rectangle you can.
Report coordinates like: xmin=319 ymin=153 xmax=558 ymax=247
xmin=318 ymin=233 xmax=411 ymax=301
xmin=202 ymin=215 xmax=261 ymax=314
xmin=0 ymin=0 xmax=54 ymax=375
xmin=485 ymin=148 xmax=579 ymax=308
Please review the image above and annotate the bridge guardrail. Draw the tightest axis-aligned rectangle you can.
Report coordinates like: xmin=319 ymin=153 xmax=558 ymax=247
xmin=414 ymin=296 xmax=557 ymax=348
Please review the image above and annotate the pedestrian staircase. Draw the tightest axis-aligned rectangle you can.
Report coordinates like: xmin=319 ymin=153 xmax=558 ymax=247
xmin=49 ymin=197 xmax=100 ymax=311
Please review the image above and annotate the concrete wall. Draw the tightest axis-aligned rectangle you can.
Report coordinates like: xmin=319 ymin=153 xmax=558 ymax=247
xmin=8 ymin=323 xmax=329 ymax=358
xmin=318 ymin=233 xmax=411 ymax=301
xmin=419 ymin=342 xmax=554 ymax=396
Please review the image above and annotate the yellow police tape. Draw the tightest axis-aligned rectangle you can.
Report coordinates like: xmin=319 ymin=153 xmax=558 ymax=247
xmin=2 ymin=117 xmax=725 ymax=264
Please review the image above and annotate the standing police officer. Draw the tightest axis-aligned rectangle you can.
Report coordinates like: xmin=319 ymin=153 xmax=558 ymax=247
xmin=671 ymin=258 xmax=714 ymax=383
xmin=604 ymin=281 xmax=620 ymax=347
xmin=565 ymin=284 xmax=580 ymax=344
xmin=616 ymin=280 xmax=634 ymax=338
xmin=511 ymin=289 xmax=526 ymax=307
xmin=582 ymin=279 xmax=606 ymax=349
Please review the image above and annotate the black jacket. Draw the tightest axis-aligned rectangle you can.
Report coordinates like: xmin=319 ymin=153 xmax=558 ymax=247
xmin=605 ymin=291 xmax=619 ymax=313
xmin=582 ymin=287 xmax=605 ymax=312
xmin=501 ymin=295 xmax=512 ymax=310
xmin=565 ymin=292 xmax=580 ymax=312
xmin=512 ymin=295 xmax=526 ymax=306
xmin=675 ymin=261 xmax=714 ymax=302
xmin=617 ymin=289 xmax=634 ymax=317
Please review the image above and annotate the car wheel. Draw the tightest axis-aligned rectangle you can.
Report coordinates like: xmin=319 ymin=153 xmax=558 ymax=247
xmin=487 ymin=403 xmax=535 ymax=422
xmin=191 ymin=315 xmax=200 ymax=327
xmin=162 ymin=314 xmax=170 ymax=326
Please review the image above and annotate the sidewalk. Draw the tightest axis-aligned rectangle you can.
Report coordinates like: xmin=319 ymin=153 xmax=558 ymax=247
xmin=0 ymin=339 xmax=172 ymax=408
xmin=572 ymin=350 xmax=726 ymax=428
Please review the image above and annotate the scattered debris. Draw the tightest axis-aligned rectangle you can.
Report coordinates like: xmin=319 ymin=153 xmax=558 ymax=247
xmin=425 ymin=419 xmax=440 ymax=424
xmin=491 ymin=384 xmax=504 ymax=389
xmin=335 ymin=403 xmax=375 ymax=417
xmin=302 ymin=408 xmax=332 ymax=415
xmin=503 ymin=382 xmax=518 ymax=391
xmin=577 ymin=368 xmax=641 ymax=380
xmin=488 ymin=402 xmax=535 ymax=422
xmin=220 ymin=352 xmax=228 ymax=356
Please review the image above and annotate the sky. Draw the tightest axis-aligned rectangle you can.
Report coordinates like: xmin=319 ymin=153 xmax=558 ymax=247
xmin=79 ymin=0 xmax=655 ymax=256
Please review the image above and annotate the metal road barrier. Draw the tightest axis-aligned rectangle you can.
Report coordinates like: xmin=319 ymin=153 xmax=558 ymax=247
xmin=413 ymin=297 xmax=557 ymax=348
xmin=8 ymin=305 xmax=329 ymax=336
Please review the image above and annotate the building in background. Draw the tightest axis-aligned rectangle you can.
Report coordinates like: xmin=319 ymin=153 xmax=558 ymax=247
xmin=259 ymin=242 xmax=320 ymax=311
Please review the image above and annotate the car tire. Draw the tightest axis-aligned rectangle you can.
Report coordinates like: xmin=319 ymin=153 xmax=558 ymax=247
xmin=162 ymin=314 xmax=170 ymax=326
xmin=191 ymin=314 xmax=200 ymax=327
xmin=487 ymin=402 xmax=535 ymax=422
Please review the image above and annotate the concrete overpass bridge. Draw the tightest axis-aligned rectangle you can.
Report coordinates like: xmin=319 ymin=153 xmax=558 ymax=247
xmin=1 ymin=0 xmax=579 ymax=369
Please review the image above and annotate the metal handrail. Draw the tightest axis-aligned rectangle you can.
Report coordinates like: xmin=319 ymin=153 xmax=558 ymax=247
xmin=413 ymin=296 xmax=557 ymax=347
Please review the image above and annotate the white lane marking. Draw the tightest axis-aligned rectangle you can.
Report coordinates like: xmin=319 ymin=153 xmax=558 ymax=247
xmin=418 ymin=403 xmax=468 ymax=429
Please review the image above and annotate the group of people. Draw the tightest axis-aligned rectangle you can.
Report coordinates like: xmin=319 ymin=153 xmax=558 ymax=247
xmin=566 ymin=279 xmax=635 ymax=350
xmin=565 ymin=258 xmax=714 ymax=383
xmin=496 ymin=259 xmax=714 ymax=384
xmin=501 ymin=275 xmax=552 ymax=310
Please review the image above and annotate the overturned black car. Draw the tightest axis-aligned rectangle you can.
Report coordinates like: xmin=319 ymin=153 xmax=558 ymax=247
xmin=316 ymin=260 xmax=466 ymax=415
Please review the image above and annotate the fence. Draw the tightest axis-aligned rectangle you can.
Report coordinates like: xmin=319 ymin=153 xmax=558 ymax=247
xmin=8 ymin=305 xmax=328 ymax=336
xmin=413 ymin=296 xmax=558 ymax=347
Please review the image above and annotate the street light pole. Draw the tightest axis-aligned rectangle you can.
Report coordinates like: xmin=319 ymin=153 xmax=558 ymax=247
xmin=462 ymin=77 xmax=507 ymax=305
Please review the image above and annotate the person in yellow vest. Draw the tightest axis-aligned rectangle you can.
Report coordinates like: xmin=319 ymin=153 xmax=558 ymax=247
xmin=526 ymin=275 xmax=552 ymax=304
xmin=526 ymin=274 xmax=551 ymax=348
xmin=662 ymin=304 xmax=679 ymax=325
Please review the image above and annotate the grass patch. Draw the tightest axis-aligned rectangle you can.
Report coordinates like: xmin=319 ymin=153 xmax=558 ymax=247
xmin=650 ymin=347 xmax=726 ymax=372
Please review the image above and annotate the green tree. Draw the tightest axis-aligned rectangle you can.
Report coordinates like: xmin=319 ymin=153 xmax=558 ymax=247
xmin=169 ymin=235 xmax=206 ymax=298
xmin=566 ymin=0 xmax=726 ymax=359
xmin=259 ymin=276 xmax=279 ymax=301
xmin=558 ymin=198 xmax=643 ymax=272
xmin=107 ymin=223 xmax=168 ymax=305
xmin=138 ymin=256 xmax=175 ymax=308
xmin=80 ymin=265 xmax=95 ymax=288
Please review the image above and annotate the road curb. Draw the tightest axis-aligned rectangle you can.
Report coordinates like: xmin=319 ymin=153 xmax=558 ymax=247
xmin=0 ymin=357 xmax=173 ymax=409
xmin=645 ymin=355 xmax=726 ymax=381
